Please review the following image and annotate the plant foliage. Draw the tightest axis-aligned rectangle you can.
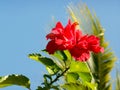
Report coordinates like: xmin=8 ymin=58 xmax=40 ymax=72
xmin=115 ymin=70 xmax=120 ymax=90
xmin=0 ymin=74 xmax=30 ymax=89
xmin=68 ymin=3 xmax=117 ymax=90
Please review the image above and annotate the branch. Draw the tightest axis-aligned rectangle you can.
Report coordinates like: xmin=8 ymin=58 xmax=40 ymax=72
xmin=49 ymin=67 xmax=69 ymax=86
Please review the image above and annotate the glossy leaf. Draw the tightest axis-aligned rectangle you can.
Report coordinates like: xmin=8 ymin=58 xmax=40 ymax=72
xmin=0 ymin=74 xmax=30 ymax=89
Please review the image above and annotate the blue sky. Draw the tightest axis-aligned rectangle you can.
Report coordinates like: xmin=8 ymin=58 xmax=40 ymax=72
xmin=0 ymin=0 xmax=120 ymax=90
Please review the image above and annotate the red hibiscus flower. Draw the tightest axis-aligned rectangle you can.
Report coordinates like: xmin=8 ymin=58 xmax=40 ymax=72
xmin=46 ymin=20 xmax=82 ymax=54
xmin=69 ymin=35 xmax=104 ymax=61
xmin=46 ymin=20 xmax=104 ymax=61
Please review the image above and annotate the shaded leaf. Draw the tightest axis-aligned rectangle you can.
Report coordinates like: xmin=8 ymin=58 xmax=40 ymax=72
xmin=28 ymin=53 xmax=61 ymax=74
xmin=51 ymin=50 xmax=72 ymax=67
xmin=0 ymin=74 xmax=30 ymax=89
xmin=63 ymin=50 xmax=72 ymax=61
xmin=66 ymin=72 xmax=79 ymax=83
xmin=62 ymin=83 xmax=91 ymax=90
xmin=36 ymin=86 xmax=48 ymax=90
xmin=78 ymin=72 xmax=91 ymax=82
xmin=29 ymin=53 xmax=54 ymax=66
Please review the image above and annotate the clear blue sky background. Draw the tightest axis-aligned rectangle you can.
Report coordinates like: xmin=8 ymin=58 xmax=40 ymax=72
xmin=0 ymin=0 xmax=120 ymax=90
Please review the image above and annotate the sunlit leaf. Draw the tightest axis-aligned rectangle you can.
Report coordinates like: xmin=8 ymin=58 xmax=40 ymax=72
xmin=85 ymin=82 xmax=97 ymax=90
xmin=70 ymin=60 xmax=90 ymax=73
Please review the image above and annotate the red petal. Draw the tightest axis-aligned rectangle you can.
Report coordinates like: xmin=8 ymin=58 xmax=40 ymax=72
xmin=46 ymin=40 xmax=57 ymax=54
xmin=90 ymin=46 xmax=104 ymax=53
xmin=87 ymin=35 xmax=100 ymax=45
xmin=46 ymin=33 xmax=55 ymax=40
xmin=71 ymin=22 xmax=79 ymax=31
xmin=70 ymin=46 xmax=90 ymax=62
xmin=55 ymin=38 xmax=64 ymax=45
xmin=55 ymin=22 xmax=64 ymax=29
xmin=68 ymin=19 xmax=71 ymax=25
xmin=75 ymin=30 xmax=82 ymax=41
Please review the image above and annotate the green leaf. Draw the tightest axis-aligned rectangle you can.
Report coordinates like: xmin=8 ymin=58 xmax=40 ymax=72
xmin=36 ymin=86 xmax=48 ymax=90
xmin=67 ymin=60 xmax=92 ymax=85
xmin=29 ymin=53 xmax=55 ymax=66
xmin=51 ymin=50 xmax=72 ymax=66
xmin=36 ymin=85 xmax=59 ymax=90
xmin=0 ymin=74 xmax=30 ymax=89
xmin=50 ymin=54 xmax=65 ymax=70
xmin=42 ymin=50 xmax=67 ymax=71
xmin=85 ymin=82 xmax=97 ymax=90
xmin=63 ymin=50 xmax=72 ymax=66
xmin=115 ymin=70 xmax=120 ymax=90
xmin=52 ymin=50 xmax=66 ymax=61
xmin=66 ymin=72 xmax=79 ymax=83
xmin=52 ymin=51 xmax=63 ymax=60
xmin=42 ymin=50 xmax=72 ymax=69
xmin=63 ymin=50 xmax=72 ymax=61
xmin=28 ymin=53 xmax=61 ymax=74
xmin=78 ymin=72 xmax=91 ymax=82
xmin=51 ymin=50 xmax=71 ymax=66
xmin=62 ymin=83 xmax=91 ymax=90
xmin=70 ymin=61 xmax=90 ymax=73
xmin=36 ymin=86 xmax=43 ymax=90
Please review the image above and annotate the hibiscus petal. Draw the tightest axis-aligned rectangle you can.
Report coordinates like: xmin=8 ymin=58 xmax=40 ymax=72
xmin=90 ymin=45 xmax=104 ymax=53
xmin=75 ymin=30 xmax=82 ymax=41
xmin=70 ymin=46 xmax=90 ymax=61
xmin=71 ymin=22 xmax=79 ymax=31
xmin=87 ymin=35 xmax=100 ymax=45
xmin=46 ymin=20 xmax=104 ymax=62
xmin=46 ymin=33 xmax=55 ymax=40
xmin=78 ymin=51 xmax=90 ymax=61
xmin=55 ymin=38 xmax=64 ymax=45
xmin=55 ymin=22 xmax=64 ymax=29
xmin=46 ymin=40 xmax=58 ymax=54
